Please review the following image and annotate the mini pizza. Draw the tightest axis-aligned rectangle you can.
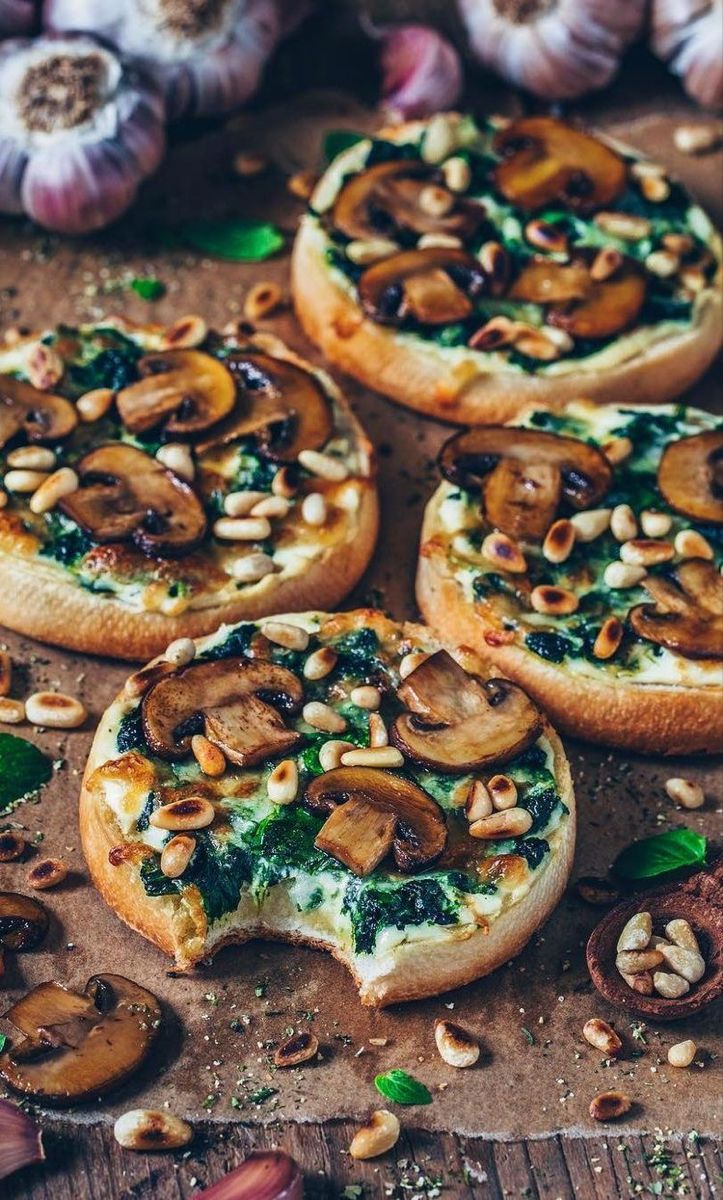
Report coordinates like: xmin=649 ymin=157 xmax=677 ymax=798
xmin=292 ymin=113 xmax=722 ymax=424
xmin=418 ymin=401 xmax=723 ymax=755
xmin=80 ymin=610 xmax=575 ymax=1006
xmin=0 ymin=319 xmax=377 ymax=660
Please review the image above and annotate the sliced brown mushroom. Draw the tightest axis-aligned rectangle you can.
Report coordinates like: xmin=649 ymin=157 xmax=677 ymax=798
xmin=359 ymin=248 xmax=487 ymax=326
xmin=116 ymin=349 xmax=236 ymax=436
xmin=493 ymin=116 xmax=626 ymax=212
xmin=510 ymin=253 xmax=647 ymax=339
xmin=629 ymin=559 xmax=723 ymax=659
xmin=59 ymin=443 xmax=207 ymax=558
xmin=0 ymin=974 xmax=162 ymax=1104
xmin=658 ymin=431 xmax=723 ymax=525
xmin=332 ymin=160 xmax=485 ymax=242
xmin=0 ymin=893 xmax=49 ymax=952
xmin=390 ymin=650 xmax=542 ymax=773
xmin=306 ymin=767 xmax=447 ymax=875
xmin=438 ymin=426 xmax=612 ymax=541
xmin=0 ymin=375 xmax=77 ymax=450
xmin=141 ymin=656 xmax=304 ymax=765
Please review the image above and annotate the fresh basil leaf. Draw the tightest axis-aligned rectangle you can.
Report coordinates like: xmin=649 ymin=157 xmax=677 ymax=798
xmin=130 ymin=277 xmax=166 ymax=301
xmin=324 ymin=129 xmax=365 ymax=163
xmin=0 ymin=1033 xmax=6 ymax=1053
xmin=177 ymin=219 xmax=284 ymax=261
xmin=374 ymin=1069 xmax=432 ymax=1106
xmin=0 ymin=733 xmax=52 ymax=812
xmin=613 ymin=829 xmax=707 ymax=880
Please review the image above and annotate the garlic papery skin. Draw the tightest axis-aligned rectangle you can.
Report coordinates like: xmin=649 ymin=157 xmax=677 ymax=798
xmin=380 ymin=23 xmax=463 ymax=120
xmin=651 ymin=0 xmax=723 ymax=110
xmin=0 ymin=33 xmax=165 ymax=233
xmin=0 ymin=1099 xmax=45 ymax=1180
xmin=0 ymin=0 xmax=38 ymax=35
xmin=197 ymin=1150 xmax=303 ymax=1199
xmin=45 ymin=0 xmax=313 ymax=120
xmin=458 ymin=0 xmax=647 ymax=100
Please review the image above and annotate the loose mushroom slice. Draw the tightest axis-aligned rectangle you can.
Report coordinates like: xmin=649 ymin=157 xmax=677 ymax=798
xmin=509 ymin=258 xmax=592 ymax=304
xmin=629 ymin=559 xmax=723 ymax=659
xmin=59 ymin=443 xmax=207 ymax=558
xmin=359 ymin=248 xmax=486 ymax=326
xmin=0 ymin=893 xmax=49 ymax=952
xmin=0 ymin=974 xmax=162 ymax=1104
xmin=390 ymin=650 xmax=542 ymax=773
xmin=438 ymin=426 xmax=612 ymax=541
xmin=545 ymin=257 xmax=647 ymax=340
xmin=306 ymin=768 xmax=447 ymax=875
xmin=0 ymin=375 xmax=77 ymax=450
xmin=332 ymin=160 xmax=484 ymax=242
xmin=116 ymin=350 xmax=236 ymax=436
xmin=142 ymin=656 xmax=304 ymax=765
xmin=658 ymin=431 xmax=723 ymax=525
xmin=493 ymin=116 xmax=626 ymax=211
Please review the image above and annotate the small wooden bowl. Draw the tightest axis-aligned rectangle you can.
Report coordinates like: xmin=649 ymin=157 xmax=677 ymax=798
xmin=586 ymin=861 xmax=723 ymax=1021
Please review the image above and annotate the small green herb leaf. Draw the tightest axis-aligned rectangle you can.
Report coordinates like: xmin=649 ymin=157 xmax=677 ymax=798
xmin=374 ymin=1069 xmax=432 ymax=1106
xmin=323 ymin=129 xmax=365 ymax=163
xmin=130 ymin=277 xmax=166 ymax=301
xmin=0 ymin=733 xmax=52 ymax=813
xmin=177 ymin=219 xmax=284 ymax=261
xmin=613 ymin=829 xmax=707 ymax=881
xmin=0 ymin=1033 xmax=7 ymax=1053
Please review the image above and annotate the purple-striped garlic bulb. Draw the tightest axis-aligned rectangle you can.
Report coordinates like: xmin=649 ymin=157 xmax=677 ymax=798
xmin=0 ymin=33 xmax=165 ymax=233
xmin=0 ymin=0 xmax=38 ymax=35
xmin=44 ymin=0 xmax=313 ymax=120
xmin=651 ymin=0 xmax=723 ymax=110
xmin=457 ymin=0 xmax=647 ymax=100
xmin=380 ymin=24 xmax=463 ymax=120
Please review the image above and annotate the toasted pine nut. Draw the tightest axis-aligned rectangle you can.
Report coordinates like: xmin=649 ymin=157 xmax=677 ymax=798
xmin=646 ymin=249 xmax=679 ymax=278
xmin=541 ymin=325 xmax=574 ymax=353
xmin=657 ymin=944 xmax=705 ymax=983
xmin=640 ymin=175 xmax=670 ymax=202
xmin=434 ymin=1019 xmax=479 ymax=1067
xmin=27 ymin=858 xmax=68 ymax=889
xmin=542 ymin=518 xmax=575 ymax=564
xmin=570 ymin=508 xmax=610 ymax=542
xmin=213 ymin=516 xmax=271 ymax=541
xmin=399 ymin=651 xmax=428 ymax=680
xmin=273 ymin=1030 xmax=319 ymax=1067
xmin=530 ymin=585 xmax=578 ymax=615
xmin=0 ymin=489 xmax=7 ymax=509
xmin=594 ymin=211 xmax=651 ymax=240
xmin=304 ymin=646 xmax=338 ymax=680
xmin=418 ymin=232 xmax=463 ymax=250
xmin=160 ymin=315 xmax=207 ymax=350
xmin=0 ymin=650 xmax=11 ymax=697
xmin=0 ymin=831 xmax=27 ymax=861
xmin=232 ymin=150 xmax=268 ymax=176
xmin=468 ymin=314 xmax=517 ymax=351
xmin=620 ymin=538 xmax=674 ymax=567
xmin=421 ymin=113 xmax=459 ymax=163
xmin=640 ymin=510 xmax=672 ymax=537
xmin=223 ymin=490 xmax=268 ymax=517
xmin=272 ymin=466 xmax=298 ymax=498
xmin=267 ymin=759 xmax=299 ymax=805
xmin=261 ymin=621 xmax=309 ymax=651
xmin=25 ymin=342 xmax=63 ymax=389
xmin=653 ymin=971 xmax=690 ymax=998
xmin=25 ymin=691 xmax=86 ymax=729
xmin=679 ymin=266 xmax=707 ymax=294
xmin=589 ymin=1090 xmax=631 ymax=1122
xmin=630 ymin=160 xmax=666 ymax=180
xmin=419 ymin=184 xmax=454 ymax=218
xmin=665 ymin=919 xmax=701 ymax=953
xmin=674 ymin=529 xmax=714 ymax=560
xmin=593 ymin=616 xmax=624 ymax=660
xmin=488 ymin=774 xmax=517 ymax=810
xmin=667 ymin=1040 xmax=697 ymax=1068
xmin=610 ymin=503 xmax=637 ymax=541
xmin=124 ymin=660 xmax=177 ymax=698
xmin=524 ymin=218 xmax=568 ymax=254
xmin=513 ymin=325 xmax=562 ymax=361
xmin=340 ymin=746 xmax=404 ymax=768
xmin=298 ymin=449 xmax=348 ymax=482
xmin=301 ymin=492 xmax=327 ymax=526
xmin=603 ymin=562 xmax=646 ymax=589
xmin=287 ymin=169 xmax=317 ymax=199
xmin=29 ymin=467 xmax=79 ymax=514
xmin=482 ymin=532 xmax=526 ymax=573
xmin=442 ymin=155 xmax=471 ymax=192
xmin=349 ymin=1109 xmax=400 ymax=1160
xmin=244 ymin=281 xmax=284 ymax=322
xmin=150 ymin=796 xmax=215 ymax=831
xmin=622 ymin=970 xmax=654 ymax=995
xmin=113 ymin=1108 xmax=193 ymax=1150
xmin=590 ymin=246 xmax=623 ymax=282
xmin=346 ymin=238 xmax=400 ymax=265
xmin=229 ymin=552 xmax=276 ymax=583
xmin=662 ymin=232 xmax=694 ymax=256
xmin=616 ymin=948 xmax=664 ymax=974
xmin=0 ymin=698 xmax=26 ymax=724
xmin=251 ymin=495 xmax=290 ymax=519
xmin=77 ymin=387 xmax=115 ymax=422
xmin=617 ymin=911 xmax=652 ymax=952
xmin=160 ymin=835 xmax=197 ymax=878
xmin=603 ymin=436 xmax=633 ymax=465
xmin=368 ymin=712 xmax=389 ymax=747
xmin=156 ymin=443 xmax=194 ymax=482
xmin=673 ymin=123 xmax=722 ymax=154
xmin=665 ymin=777 xmax=705 ymax=810
xmin=165 ymin=637 xmax=196 ymax=666
xmin=6 ymin=445 xmax=56 ymax=470
xmin=4 ymin=469 xmax=49 ymax=494
xmin=191 ymin=734 xmax=226 ymax=777
xmin=583 ymin=1019 xmax=622 ymax=1057
xmin=466 ymin=779 xmax=492 ymax=822
xmin=477 ymin=241 xmax=509 ymax=290
xmin=350 ymin=685 xmax=381 ymax=710
xmin=469 ymin=807 xmax=533 ymax=839
xmin=319 ymin=740 xmax=355 ymax=771
xmin=303 ymin=701 xmax=347 ymax=734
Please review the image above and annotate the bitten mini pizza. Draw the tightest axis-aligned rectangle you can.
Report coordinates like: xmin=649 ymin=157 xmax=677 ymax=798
xmin=292 ymin=113 xmax=722 ymax=424
xmin=418 ymin=401 xmax=723 ymax=755
xmin=80 ymin=610 xmax=575 ymax=1006
xmin=0 ymin=319 xmax=377 ymax=660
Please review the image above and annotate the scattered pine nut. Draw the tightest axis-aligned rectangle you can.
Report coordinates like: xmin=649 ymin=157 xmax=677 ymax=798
xmin=244 ymin=281 xmax=284 ymax=322
xmin=213 ymin=516 xmax=271 ymax=541
xmin=673 ymin=123 xmax=722 ymax=155
xmin=665 ymin=778 xmax=705 ymax=810
xmin=610 ymin=503 xmax=637 ymax=542
xmin=261 ymin=621 xmax=309 ymax=651
xmin=25 ymin=342 xmax=63 ymax=389
xmin=165 ymin=637 xmax=196 ymax=666
xmin=667 ymin=1040 xmax=697 ymax=1068
xmin=161 ymin=835 xmax=196 ymax=878
xmin=0 ymin=831 xmax=27 ymax=861
xmin=303 ymin=701 xmax=347 ymax=734
xmin=4 ymin=469 xmax=49 ymax=494
xmin=603 ymin=562 xmax=647 ymax=589
xmin=482 ymin=531 xmax=526 ymax=573
xmin=267 ymin=759 xmax=299 ymax=805
xmin=6 ymin=446 xmax=56 ymax=470
xmin=301 ymin=492 xmax=327 ymax=526
xmin=350 ymin=685 xmax=381 ymax=710
xmin=303 ymin=647 xmax=338 ymax=680
xmin=570 ymin=509 xmax=610 ymax=542
xmin=287 ymin=170 xmax=317 ymax=200
xmin=346 ymin=238 xmax=400 ymax=265
xmin=340 ymin=746 xmax=404 ymax=769
xmin=543 ymin=518 xmax=575 ymax=564
xmin=525 ymin=218 xmax=568 ymax=254
xmin=657 ymin=944 xmax=705 ymax=983
xmin=620 ymin=539 xmax=674 ymax=567
xmin=469 ymin=807 xmax=533 ymax=839
xmin=399 ymin=651 xmax=427 ymax=680
xmin=191 ymin=734 xmax=226 ymax=777
xmin=0 ymin=698 xmax=26 ymax=724
xmin=150 ymin=796 xmax=215 ymax=831
xmin=421 ymin=113 xmax=459 ymax=163
xmin=27 ymin=858 xmax=68 ymax=890
xmin=646 ymin=250 xmax=679 ymax=278
xmin=25 ymin=691 xmax=86 ymax=729
xmin=594 ymin=211 xmax=651 ymax=240
xmin=434 ymin=1019 xmax=480 ymax=1067
xmin=29 ymin=467 xmax=79 ymax=514
xmin=319 ymin=740 xmax=356 ymax=771
xmin=229 ymin=552 xmax=276 ymax=583
xmin=530 ymin=585 xmax=578 ymax=615
xmin=272 ymin=465 xmax=298 ymax=498
xmin=488 ymin=774 xmax=517 ymax=810
xmin=368 ymin=712 xmax=389 ymax=747
xmin=160 ymin=315 xmax=207 ymax=350
xmin=419 ymin=184 xmax=454 ymax=218
xmin=113 ymin=1109 xmax=193 ymax=1151
xmin=156 ymin=443 xmax=194 ymax=482
xmin=589 ymin=1090 xmax=631 ymax=1121
xmin=653 ymin=971 xmax=690 ymax=999
xmin=590 ymin=247 xmax=623 ymax=282
xmin=640 ymin=510 xmax=672 ymax=538
xmin=77 ymin=387 xmax=114 ymax=422
xmin=442 ymin=156 xmax=471 ymax=192
xmin=665 ymin=919 xmax=700 ymax=954
xmin=674 ymin=529 xmax=714 ymax=560
xmin=250 ymin=495 xmax=290 ymax=519
xmin=617 ymin=912 xmax=652 ymax=952
xmin=616 ymin=948 xmax=664 ymax=974
xmin=604 ymin=437 xmax=633 ymax=466
xmin=349 ymin=1110 xmax=400 ymax=1160
xmin=273 ymin=1030 xmax=319 ymax=1067
xmin=593 ymin=616 xmax=624 ymax=660
xmin=224 ymin=490 xmax=269 ymax=517
xmin=466 ymin=779 xmax=493 ymax=822
xmin=298 ymin=449 xmax=348 ymax=482
xmin=583 ymin=1019 xmax=622 ymax=1057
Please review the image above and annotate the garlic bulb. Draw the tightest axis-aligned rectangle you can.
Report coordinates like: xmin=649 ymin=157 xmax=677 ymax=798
xmin=45 ymin=0 xmax=313 ymax=120
xmin=651 ymin=0 xmax=723 ymax=110
xmin=0 ymin=1099 xmax=44 ymax=1180
xmin=380 ymin=24 xmax=463 ymax=120
xmin=0 ymin=0 xmax=38 ymax=35
xmin=0 ymin=33 xmax=165 ymax=233
xmin=458 ymin=0 xmax=646 ymax=100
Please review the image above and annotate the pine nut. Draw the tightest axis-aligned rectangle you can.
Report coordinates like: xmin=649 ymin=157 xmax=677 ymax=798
xmin=469 ymin=807 xmax=533 ymax=839
xmin=319 ymin=740 xmax=355 ymax=771
xmin=261 ymin=621 xmax=309 ymax=651
xmin=610 ymin=503 xmax=637 ymax=541
xmin=653 ymin=971 xmax=690 ymax=998
xmin=542 ymin=325 xmax=574 ymax=353
xmin=267 ymin=759 xmax=299 ymax=805
xmin=156 ymin=443 xmax=194 ymax=482
xmin=617 ymin=911 xmax=652 ymax=952
xmin=657 ymin=944 xmax=705 ymax=983
xmin=665 ymin=777 xmax=705 ymax=810
xmin=419 ymin=184 xmax=454 ymax=218
xmin=113 ymin=1108 xmax=193 ymax=1151
xmin=399 ymin=651 xmax=428 ymax=680
xmin=674 ymin=529 xmax=714 ymax=560
xmin=25 ymin=691 xmax=86 ymax=729
xmin=4 ymin=469 xmax=49 ymax=493
xmin=273 ymin=1029 xmax=319 ymax=1067
xmin=477 ymin=241 xmax=509 ymax=289
xmin=0 ymin=650 xmax=11 ymax=697
xmin=640 ymin=175 xmax=670 ymax=202
xmin=301 ymin=492 xmax=327 ymax=526
xmin=570 ymin=508 xmax=610 ymax=542
xmin=27 ymin=857 xmax=68 ymax=889
xmin=421 ymin=113 xmax=459 ymax=163
xmin=488 ymin=774 xmax=517 ymax=810
xmin=616 ymin=949 xmax=664 ymax=974
xmin=160 ymin=835 xmax=196 ymax=878
xmin=25 ymin=342 xmax=63 ymax=389
xmin=77 ymin=387 xmax=114 ymax=422
xmin=589 ymin=1090 xmax=631 ymax=1121
xmin=346 ymin=238 xmax=400 ymax=265
xmin=229 ymin=552 xmax=276 ymax=583
xmin=223 ymin=490 xmax=268 ymax=517
xmin=630 ymin=160 xmax=666 ymax=180
xmin=304 ymin=646 xmax=338 ymax=679
xmin=0 ymin=698 xmax=26 ymax=724
xmin=583 ymin=1019 xmax=622 ymax=1057
xmin=604 ymin=562 xmax=647 ymax=589
xmin=662 ymin=233 xmax=694 ymax=255
xmin=620 ymin=539 xmax=674 ymax=566
xmin=590 ymin=246 xmax=623 ymax=282
xmin=350 ymin=685 xmax=381 ymax=710
xmin=530 ymin=585 xmax=578 ymax=615
xmin=482 ymin=532 xmax=526 ymax=573
xmin=368 ymin=712 xmax=389 ymax=747
xmin=640 ymin=510 xmax=672 ymax=537
xmin=513 ymin=326 xmax=562 ymax=361
xmin=0 ymin=489 xmax=7 ymax=509
xmin=349 ymin=1109 xmax=400 ymax=1159
xmin=646 ymin=250 xmax=679 ymax=278
xmin=418 ymin=232 xmax=463 ymax=249
xmin=466 ymin=779 xmax=493 ymax=822
xmin=594 ymin=211 xmax=651 ymax=240
xmin=603 ymin=436 xmax=633 ymax=465
xmin=542 ymin=518 xmax=575 ymax=564
xmin=434 ymin=1019 xmax=479 ymax=1067
xmin=667 ymin=1040 xmax=697 ymax=1068
xmin=191 ymin=734 xmax=226 ymax=776
xmin=124 ymin=660 xmax=177 ymax=698
xmin=0 ymin=831 xmax=27 ymax=861
xmin=213 ymin=516 xmax=271 ymax=541
xmin=303 ymin=701 xmax=347 ymax=734
xmin=6 ymin=446 xmax=56 ymax=470
xmin=160 ymin=315 xmax=207 ymax=349
xmin=469 ymin=315 xmax=517 ymax=351
xmin=593 ymin=616 xmax=624 ymax=660
xmin=251 ymin=495 xmax=290 ymax=519
xmin=340 ymin=746 xmax=404 ymax=768
xmin=442 ymin=155 xmax=471 ymax=192
xmin=298 ymin=449 xmax=348 ymax=482
xmin=29 ymin=467 xmax=79 ymax=514
xmin=525 ymin=218 xmax=568 ymax=254
xmin=287 ymin=169 xmax=317 ymax=199
xmin=165 ymin=637 xmax=196 ymax=666
xmin=622 ymin=970 xmax=654 ymax=995
xmin=673 ymin=123 xmax=722 ymax=154
xmin=244 ymin=281 xmax=284 ymax=322
xmin=272 ymin=466 xmax=297 ymax=498
xmin=679 ymin=266 xmax=707 ymax=294
xmin=665 ymin=919 xmax=701 ymax=954
xmin=150 ymin=796 xmax=215 ymax=831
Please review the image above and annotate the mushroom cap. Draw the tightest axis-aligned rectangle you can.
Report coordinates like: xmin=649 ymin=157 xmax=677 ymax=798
xmin=658 ymin=430 xmax=723 ymax=525
xmin=141 ymin=655 xmax=304 ymax=764
xmin=0 ymin=374 xmax=77 ymax=450
xmin=332 ymin=159 xmax=485 ymax=242
xmin=390 ymin=649 xmax=543 ymax=773
xmin=116 ymin=349 xmax=236 ymax=436
xmin=629 ymin=558 xmax=723 ymax=660
xmin=493 ymin=116 xmax=626 ymax=212
xmin=0 ymin=892 xmax=49 ymax=952
xmin=59 ymin=443 xmax=207 ymax=558
xmin=511 ymin=253 xmax=647 ymax=339
xmin=358 ymin=247 xmax=486 ymax=326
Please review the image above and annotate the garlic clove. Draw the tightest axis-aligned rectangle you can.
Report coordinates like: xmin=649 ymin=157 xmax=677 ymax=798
xmin=651 ymin=0 xmax=723 ymax=110
xmin=196 ymin=1149 xmax=303 ymax=1199
xmin=0 ymin=1098 xmax=45 ymax=1180
xmin=379 ymin=24 xmax=463 ymax=120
